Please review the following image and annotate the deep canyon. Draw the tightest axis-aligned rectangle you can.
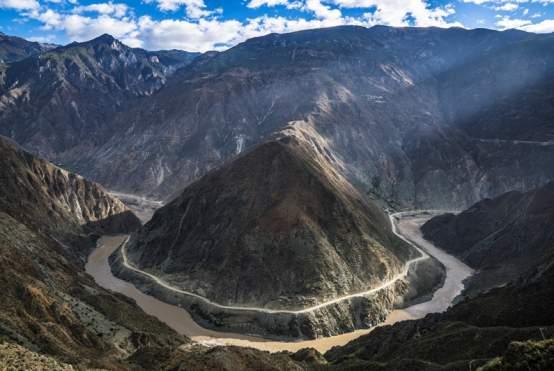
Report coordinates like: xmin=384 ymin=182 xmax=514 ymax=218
xmin=1 ymin=25 xmax=554 ymax=370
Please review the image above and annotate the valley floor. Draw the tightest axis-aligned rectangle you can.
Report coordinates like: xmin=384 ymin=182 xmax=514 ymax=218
xmin=108 ymin=191 xmax=163 ymax=224
xmin=86 ymin=211 xmax=472 ymax=353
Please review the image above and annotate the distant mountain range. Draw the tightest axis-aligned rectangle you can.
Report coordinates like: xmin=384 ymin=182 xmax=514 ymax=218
xmin=0 ymin=33 xmax=198 ymax=161
xmin=0 ymin=32 xmax=56 ymax=63
xmin=1 ymin=26 xmax=554 ymax=210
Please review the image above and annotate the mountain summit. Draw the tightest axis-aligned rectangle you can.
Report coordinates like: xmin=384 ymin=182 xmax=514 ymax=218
xmin=38 ymin=25 xmax=553 ymax=209
xmin=0 ymin=32 xmax=55 ymax=63
xmin=0 ymin=34 xmax=198 ymax=159
xmin=126 ymin=136 xmax=415 ymax=309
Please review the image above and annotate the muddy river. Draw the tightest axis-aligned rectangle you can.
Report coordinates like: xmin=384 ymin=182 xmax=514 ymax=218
xmin=85 ymin=214 xmax=472 ymax=353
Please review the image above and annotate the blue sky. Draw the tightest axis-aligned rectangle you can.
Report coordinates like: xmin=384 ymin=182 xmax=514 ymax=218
xmin=1 ymin=1 xmax=554 ymax=52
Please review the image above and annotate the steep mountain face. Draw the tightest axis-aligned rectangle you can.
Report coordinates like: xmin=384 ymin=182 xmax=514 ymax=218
xmin=113 ymin=136 xmax=430 ymax=338
xmin=0 ymin=135 xmax=306 ymax=370
xmin=0 ymin=136 xmax=140 ymax=250
xmin=61 ymin=26 xmax=554 ymax=208
xmin=126 ymin=136 xmax=414 ymax=308
xmin=0 ymin=212 xmax=184 ymax=368
xmin=421 ymin=181 xmax=554 ymax=294
xmin=0 ymin=34 xmax=198 ymax=159
xmin=0 ymin=139 xmax=314 ymax=370
xmin=0 ymin=32 xmax=54 ymax=64
xmin=439 ymin=35 xmax=554 ymax=141
xmin=0 ymin=136 xmax=190 ymax=369
xmin=322 ymin=184 xmax=554 ymax=370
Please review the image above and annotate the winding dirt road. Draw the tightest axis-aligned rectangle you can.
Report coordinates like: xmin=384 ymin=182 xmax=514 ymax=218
xmin=86 ymin=211 xmax=472 ymax=353
xmin=117 ymin=212 xmax=430 ymax=314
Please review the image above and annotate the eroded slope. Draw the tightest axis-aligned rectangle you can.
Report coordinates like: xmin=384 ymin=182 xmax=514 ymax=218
xmin=126 ymin=137 xmax=415 ymax=309
xmin=422 ymin=181 xmax=554 ymax=294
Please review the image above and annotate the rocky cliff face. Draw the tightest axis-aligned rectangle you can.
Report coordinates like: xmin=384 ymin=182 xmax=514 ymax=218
xmin=439 ymin=34 xmax=554 ymax=141
xmin=0 ymin=136 xmax=193 ymax=369
xmin=0 ymin=136 xmax=140 ymax=248
xmin=421 ymin=181 xmax=554 ymax=294
xmin=0 ymin=34 xmax=198 ymax=160
xmin=0 ymin=32 xmax=55 ymax=64
xmin=0 ymin=212 xmax=184 ymax=369
xmin=37 ymin=26 xmax=554 ymax=209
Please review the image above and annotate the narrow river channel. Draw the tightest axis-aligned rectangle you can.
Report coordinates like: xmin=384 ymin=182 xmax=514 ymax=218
xmin=85 ymin=213 xmax=472 ymax=353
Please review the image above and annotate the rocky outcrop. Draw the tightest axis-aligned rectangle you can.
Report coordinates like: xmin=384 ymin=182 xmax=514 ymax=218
xmin=0 ymin=32 xmax=54 ymax=64
xmin=0 ymin=211 xmax=188 ymax=369
xmin=0 ymin=34 xmax=198 ymax=160
xmin=0 ymin=136 xmax=140 ymax=245
xmin=0 ymin=136 xmax=193 ymax=369
xmin=421 ymin=181 xmax=554 ymax=294
xmin=0 ymin=342 xmax=75 ymax=370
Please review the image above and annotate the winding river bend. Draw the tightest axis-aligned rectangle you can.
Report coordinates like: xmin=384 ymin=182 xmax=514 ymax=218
xmin=85 ymin=211 xmax=473 ymax=353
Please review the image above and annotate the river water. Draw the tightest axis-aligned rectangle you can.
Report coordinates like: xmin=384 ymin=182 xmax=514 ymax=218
xmin=85 ymin=214 xmax=472 ymax=353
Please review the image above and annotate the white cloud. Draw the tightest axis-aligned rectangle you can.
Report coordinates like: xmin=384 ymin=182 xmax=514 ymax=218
xmin=496 ymin=15 xmax=531 ymax=29
xmin=137 ymin=16 xmax=243 ymax=51
xmin=495 ymin=3 xmax=519 ymax=11
xmin=0 ymin=0 xmax=39 ymax=10
xmin=495 ymin=9 xmax=554 ymax=32
xmin=304 ymin=0 xmax=342 ymax=20
xmin=136 ymin=14 xmax=360 ymax=52
xmin=247 ymin=0 xmax=460 ymax=27
xmin=247 ymin=0 xmax=294 ymax=7
xmin=73 ymin=3 xmax=129 ymax=18
xmin=18 ymin=0 xmax=462 ymax=52
xmin=153 ymin=0 xmax=212 ymax=18
xmin=463 ymin=0 xmax=554 ymax=7
xmin=520 ymin=18 xmax=554 ymax=31
xmin=332 ymin=0 xmax=459 ymax=27
xmin=31 ymin=9 xmax=141 ymax=46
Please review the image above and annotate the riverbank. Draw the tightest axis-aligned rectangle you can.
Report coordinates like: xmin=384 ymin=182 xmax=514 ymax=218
xmin=86 ymin=212 xmax=472 ymax=353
